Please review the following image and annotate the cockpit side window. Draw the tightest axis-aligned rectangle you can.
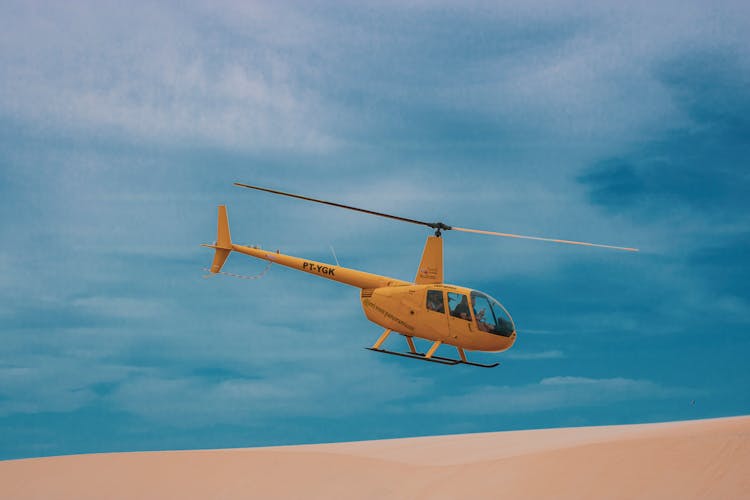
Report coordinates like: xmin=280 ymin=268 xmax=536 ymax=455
xmin=448 ymin=292 xmax=471 ymax=321
xmin=470 ymin=291 xmax=515 ymax=337
xmin=426 ymin=290 xmax=445 ymax=313
xmin=472 ymin=294 xmax=497 ymax=333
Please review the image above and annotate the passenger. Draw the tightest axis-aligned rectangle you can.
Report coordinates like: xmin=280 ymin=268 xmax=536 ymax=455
xmin=427 ymin=295 xmax=444 ymax=313
xmin=427 ymin=291 xmax=444 ymax=313
xmin=452 ymin=295 xmax=471 ymax=320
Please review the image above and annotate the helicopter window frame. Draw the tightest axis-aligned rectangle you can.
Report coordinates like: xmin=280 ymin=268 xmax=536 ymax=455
xmin=426 ymin=289 xmax=445 ymax=314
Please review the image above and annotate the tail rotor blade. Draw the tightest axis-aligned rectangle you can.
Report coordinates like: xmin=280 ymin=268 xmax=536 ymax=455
xmin=452 ymin=226 xmax=638 ymax=252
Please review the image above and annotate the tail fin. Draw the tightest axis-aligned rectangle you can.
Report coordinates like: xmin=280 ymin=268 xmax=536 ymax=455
xmin=414 ymin=235 xmax=443 ymax=284
xmin=202 ymin=205 xmax=233 ymax=274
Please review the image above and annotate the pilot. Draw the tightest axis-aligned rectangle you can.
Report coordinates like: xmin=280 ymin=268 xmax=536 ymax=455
xmin=475 ymin=309 xmax=492 ymax=332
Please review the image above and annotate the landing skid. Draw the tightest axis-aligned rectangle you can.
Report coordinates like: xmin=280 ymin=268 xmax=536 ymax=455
xmin=366 ymin=347 xmax=458 ymax=365
xmin=367 ymin=329 xmax=500 ymax=368
xmin=366 ymin=347 xmax=500 ymax=368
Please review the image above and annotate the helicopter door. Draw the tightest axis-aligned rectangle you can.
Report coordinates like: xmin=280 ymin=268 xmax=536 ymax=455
xmin=447 ymin=292 xmax=474 ymax=341
xmin=424 ymin=289 xmax=449 ymax=339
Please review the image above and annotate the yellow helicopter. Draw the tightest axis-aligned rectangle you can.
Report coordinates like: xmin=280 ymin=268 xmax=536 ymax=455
xmin=203 ymin=183 xmax=638 ymax=368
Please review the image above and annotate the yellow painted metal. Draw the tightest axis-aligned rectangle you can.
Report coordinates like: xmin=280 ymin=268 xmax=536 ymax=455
xmin=207 ymin=247 xmax=231 ymax=274
xmin=205 ymin=206 xmax=233 ymax=273
xmin=448 ymin=303 xmax=475 ymax=346
xmin=231 ymin=242 xmax=411 ymax=290
xmin=425 ymin=340 xmax=442 ymax=359
xmin=457 ymin=347 xmax=467 ymax=362
xmin=405 ymin=336 xmax=417 ymax=354
xmin=372 ymin=329 xmax=392 ymax=350
xmin=414 ymin=236 xmax=443 ymax=284
xmin=205 ymin=205 xmax=517 ymax=356
xmin=216 ymin=205 xmax=232 ymax=249
xmin=360 ymin=285 xmax=515 ymax=352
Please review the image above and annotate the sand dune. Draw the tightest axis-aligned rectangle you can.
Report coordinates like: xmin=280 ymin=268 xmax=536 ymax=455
xmin=2 ymin=416 xmax=748 ymax=499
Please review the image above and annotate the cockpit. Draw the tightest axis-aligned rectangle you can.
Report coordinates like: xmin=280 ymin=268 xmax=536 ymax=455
xmin=426 ymin=288 xmax=515 ymax=337
xmin=470 ymin=291 xmax=515 ymax=337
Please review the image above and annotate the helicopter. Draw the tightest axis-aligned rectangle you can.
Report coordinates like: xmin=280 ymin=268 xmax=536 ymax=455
xmin=203 ymin=183 xmax=638 ymax=368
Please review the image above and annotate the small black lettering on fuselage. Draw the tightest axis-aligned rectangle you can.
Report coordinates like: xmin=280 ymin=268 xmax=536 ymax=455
xmin=302 ymin=261 xmax=336 ymax=276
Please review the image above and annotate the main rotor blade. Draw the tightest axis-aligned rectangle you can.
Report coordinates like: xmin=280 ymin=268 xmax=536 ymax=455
xmin=234 ymin=182 xmax=439 ymax=229
xmin=234 ymin=182 xmax=638 ymax=252
xmin=452 ymin=226 xmax=639 ymax=252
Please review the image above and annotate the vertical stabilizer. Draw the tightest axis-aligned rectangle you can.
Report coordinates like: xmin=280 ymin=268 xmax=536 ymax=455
xmin=216 ymin=205 xmax=232 ymax=249
xmin=414 ymin=236 xmax=443 ymax=284
xmin=207 ymin=205 xmax=232 ymax=273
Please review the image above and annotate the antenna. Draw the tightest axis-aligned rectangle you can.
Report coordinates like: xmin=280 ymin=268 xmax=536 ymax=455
xmin=330 ymin=245 xmax=340 ymax=266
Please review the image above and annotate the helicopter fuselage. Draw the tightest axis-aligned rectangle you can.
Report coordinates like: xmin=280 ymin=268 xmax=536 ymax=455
xmin=361 ymin=284 xmax=515 ymax=352
xmin=214 ymin=238 xmax=516 ymax=353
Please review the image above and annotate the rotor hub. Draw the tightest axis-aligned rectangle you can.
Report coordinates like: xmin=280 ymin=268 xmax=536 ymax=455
xmin=429 ymin=221 xmax=452 ymax=237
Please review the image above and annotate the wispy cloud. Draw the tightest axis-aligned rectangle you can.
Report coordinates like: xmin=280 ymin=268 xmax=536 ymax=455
xmin=72 ymin=296 xmax=169 ymax=320
xmin=0 ymin=0 xmax=748 ymax=459
xmin=0 ymin=1 xmax=337 ymax=151
xmin=418 ymin=376 xmax=689 ymax=415
xmin=109 ymin=359 xmax=432 ymax=427
xmin=505 ymin=349 xmax=565 ymax=360
xmin=0 ymin=354 xmax=132 ymax=416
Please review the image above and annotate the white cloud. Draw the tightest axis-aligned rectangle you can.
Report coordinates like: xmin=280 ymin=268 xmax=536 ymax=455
xmin=0 ymin=0 xmax=744 ymax=448
xmin=72 ymin=296 xmax=168 ymax=320
xmin=109 ymin=358 xmax=432 ymax=426
xmin=0 ymin=1 xmax=337 ymax=151
xmin=505 ymin=349 xmax=565 ymax=360
xmin=417 ymin=376 xmax=687 ymax=415
xmin=3 ymin=0 xmax=746 ymax=156
xmin=0 ymin=354 xmax=131 ymax=416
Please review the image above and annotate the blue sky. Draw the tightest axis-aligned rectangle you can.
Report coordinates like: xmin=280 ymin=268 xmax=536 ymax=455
xmin=1 ymin=0 xmax=749 ymax=460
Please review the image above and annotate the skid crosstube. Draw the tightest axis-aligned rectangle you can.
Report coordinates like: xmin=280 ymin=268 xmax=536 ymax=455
xmin=366 ymin=347 xmax=499 ymax=368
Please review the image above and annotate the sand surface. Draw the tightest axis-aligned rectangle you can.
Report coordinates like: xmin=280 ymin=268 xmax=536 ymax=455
xmin=2 ymin=416 xmax=748 ymax=499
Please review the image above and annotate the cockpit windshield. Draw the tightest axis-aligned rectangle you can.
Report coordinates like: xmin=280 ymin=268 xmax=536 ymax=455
xmin=470 ymin=291 xmax=515 ymax=337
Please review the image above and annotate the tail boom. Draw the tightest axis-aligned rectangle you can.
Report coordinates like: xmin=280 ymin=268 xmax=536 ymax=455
xmin=204 ymin=205 xmax=408 ymax=289
xmin=230 ymin=243 xmax=409 ymax=289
